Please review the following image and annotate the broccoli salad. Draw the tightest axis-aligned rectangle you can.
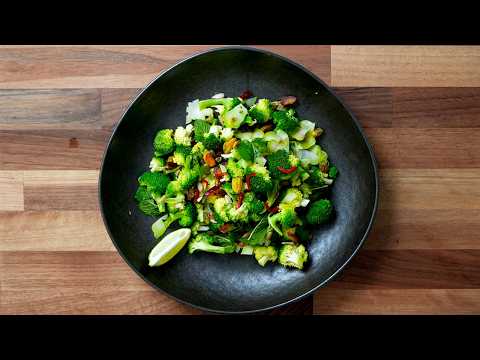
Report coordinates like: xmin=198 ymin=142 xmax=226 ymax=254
xmin=134 ymin=92 xmax=338 ymax=270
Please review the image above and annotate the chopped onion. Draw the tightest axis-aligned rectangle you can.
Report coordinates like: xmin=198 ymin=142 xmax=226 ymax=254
xmin=224 ymin=195 xmax=232 ymax=204
xmin=198 ymin=226 xmax=210 ymax=232
xmin=219 ymin=164 xmax=227 ymax=173
xmin=221 ymin=153 xmax=234 ymax=159
xmin=300 ymin=199 xmax=310 ymax=207
xmin=212 ymin=93 xmax=224 ymax=99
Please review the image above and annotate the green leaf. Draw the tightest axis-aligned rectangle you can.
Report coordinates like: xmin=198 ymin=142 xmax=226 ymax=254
xmin=245 ymin=216 xmax=269 ymax=246
xmin=138 ymin=199 xmax=161 ymax=216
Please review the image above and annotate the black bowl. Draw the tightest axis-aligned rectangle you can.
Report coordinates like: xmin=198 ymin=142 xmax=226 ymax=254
xmin=99 ymin=46 xmax=378 ymax=314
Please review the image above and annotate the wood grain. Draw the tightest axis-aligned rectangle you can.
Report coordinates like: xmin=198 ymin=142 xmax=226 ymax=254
xmin=313 ymin=289 xmax=480 ymax=314
xmin=0 ymin=251 xmax=201 ymax=314
xmin=23 ymin=170 xmax=98 ymax=210
xmin=329 ymin=250 xmax=480 ymax=290
xmin=334 ymin=87 xmax=480 ymax=128
xmin=366 ymin=209 xmax=480 ymax=250
xmin=1 ymin=45 xmax=480 ymax=315
xmin=331 ymin=46 xmax=480 ymax=87
xmin=379 ymin=169 xmax=480 ymax=209
xmin=0 ymin=130 xmax=109 ymax=170
xmin=0 ymin=45 xmax=331 ymax=89
xmin=0 ymin=211 xmax=112 ymax=251
xmin=366 ymin=128 xmax=480 ymax=168
xmin=0 ymin=171 xmax=23 ymax=211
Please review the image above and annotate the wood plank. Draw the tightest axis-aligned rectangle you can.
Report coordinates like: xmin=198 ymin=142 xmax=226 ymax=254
xmin=0 ymin=251 xmax=309 ymax=314
xmin=0 ymin=289 xmax=202 ymax=315
xmin=379 ymin=169 xmax=480 ymax=209
xmin=0 ymin=171 xmax=23 ymax=211
xmin=100 ymin=88 xmax=140 ymax=129
xmin=392 ymin=88 xmax=480 ymax=128
xmin=23 ymin=170 xmax=98 ymax=210
xmin=0 ymin=129 xmax=108 ymax=170
xmin=366 ymin=209 xmax=480 ymax=250
xmin=331 ymin=46 xmax=480 ymax=87
xmin=333 ymin=87 xmax=393 ymax=128
xmin=329 ymin=250 xmax=480 ymax=290
xmin=366 ymin=128 xmax=480 ymax=168
xmin=0 ymin=211 xmax=113 ymax=251
xmin=0 ymin=251 xmax=199 ymax=314
xmin=0 ymin=89 xmax=101 ymax=130
xmin=0 ymin=45 xmax=330 ymax=88
xmin=313 ymin=289 xmax=480 ymax=314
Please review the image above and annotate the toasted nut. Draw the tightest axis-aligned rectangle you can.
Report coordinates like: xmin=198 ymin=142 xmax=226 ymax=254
xmin=240 ymin=90 xmax=253 ymax=100
xmin=280 ymin=95 xmax=297 ymax=106
xmin=223 ymin=138 xmax=239 ymax=153
xmin=313 ymin=128 xmax=324 ymax=137
xmin=260 ymin=123 xmax=273 ymax=132
xmin=232 ymin=177 xmax=243 ymax=193
xmin=203 ymin=151 xmax=216 ymax=167
xmin=320 ymin=163 xmax=329 ymax=173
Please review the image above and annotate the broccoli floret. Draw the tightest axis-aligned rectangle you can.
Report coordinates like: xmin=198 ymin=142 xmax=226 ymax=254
xmin=228 ymin=202 xmax=249 ymax=223
xmin=248 ymin=99 xmax=272 ymax=123
xmin=150 ymin=192 xmax=167 ymax=213
xmin=178 ymin=202 xmax=197 ymax=227
xmin=166 ymin=180 xmax=182 ymax=197
xmin=134 ymin=186 xmax=151 ymax=202
xmin=243 ymin=192 xmax=265 ymax=215
xmin=166 ymin=194 xmax=185 ymax=214
xmin=138 ymin=171 xmax=170 ymax=194
xmin=309 ymin=168 xmax=333 ymax=187
xmin=188 ymin=233 xmax=236 ymax=255
xmin=249 ymin=174 xmax=273 ymax=194
xmin=278 ymin=244 xmax=308 ymax=270
xmin=150 ymin=202 xmax=193 ymax=239
xmin=221 ymin=104 xmax=249 ymax=129
xmin=153 ymin=129 xmax=175 ymax=156
xmin=173 ymin=144 xmax=192 ymax=166
xmin=268 ymin=206 xmax=297 ymax=236
xmin=213 ymin=197 xmax=231 ymax=222
xmin=329 ymin=165 xmax=339 ymax=179
xmin=252 ymin=138 xmax=268 ymax=156
xmin=138 ymin=199 xmax=161 ymax=217
xmin=149 ymin=157 xmax=165 ymax=172
xmin=191 ymin=142 xmax=205 ymax=159
xmin=209 ymin=211 xmax=226 ymax=232
xmin=174 ymin=126 xmax=192 ymax=146
xmin=290 ymin=120 xmax=315 ymax=141
xmin=254 ymin=246 xmax=278 ymax=266
xmin=226 ymin=158 xmax=245 ymax=178
xmin=198 ymin=97 xmax=241 ymax=112
xmin=306 ymin=199 xmax=333 ymax=225
xmin=236 ymin=140 xmax=254 ymax=162
xmin=272 ymin=109 xmax=299 ymax=133
xmin=267 ymin=150 xmax=296 ymax=178
xmin=264 ymin=129 xmax=289 ymax=153
xmin=178 ymin=156 xmax=201 ymax=190
xmin=203 ymin=133 xmax=222 ymax=150
xmin=193 ymin=119 xmax=211 ymax=142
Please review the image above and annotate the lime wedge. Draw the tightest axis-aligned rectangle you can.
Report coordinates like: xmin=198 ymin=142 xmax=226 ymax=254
xmin=148 ymin=228 xmax=191 ymax=267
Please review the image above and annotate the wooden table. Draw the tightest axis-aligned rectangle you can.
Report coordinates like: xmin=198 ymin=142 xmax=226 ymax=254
xmin=1 ymin=45 xmax=479 ymax=315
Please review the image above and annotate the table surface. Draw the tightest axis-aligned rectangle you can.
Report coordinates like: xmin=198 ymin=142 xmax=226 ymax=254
xmin=1 ymin=45 xmax=480 ymax=315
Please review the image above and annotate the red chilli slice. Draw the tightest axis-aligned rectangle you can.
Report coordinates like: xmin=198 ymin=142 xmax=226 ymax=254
xmin=236 ymin=192 xmax=244 ymax=209
xmin=277 ymin=166 xmax=297 ymax=175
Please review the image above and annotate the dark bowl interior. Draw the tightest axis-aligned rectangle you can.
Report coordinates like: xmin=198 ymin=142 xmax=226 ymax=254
xmin=99 ymin=47 xmax=378 ymax=313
